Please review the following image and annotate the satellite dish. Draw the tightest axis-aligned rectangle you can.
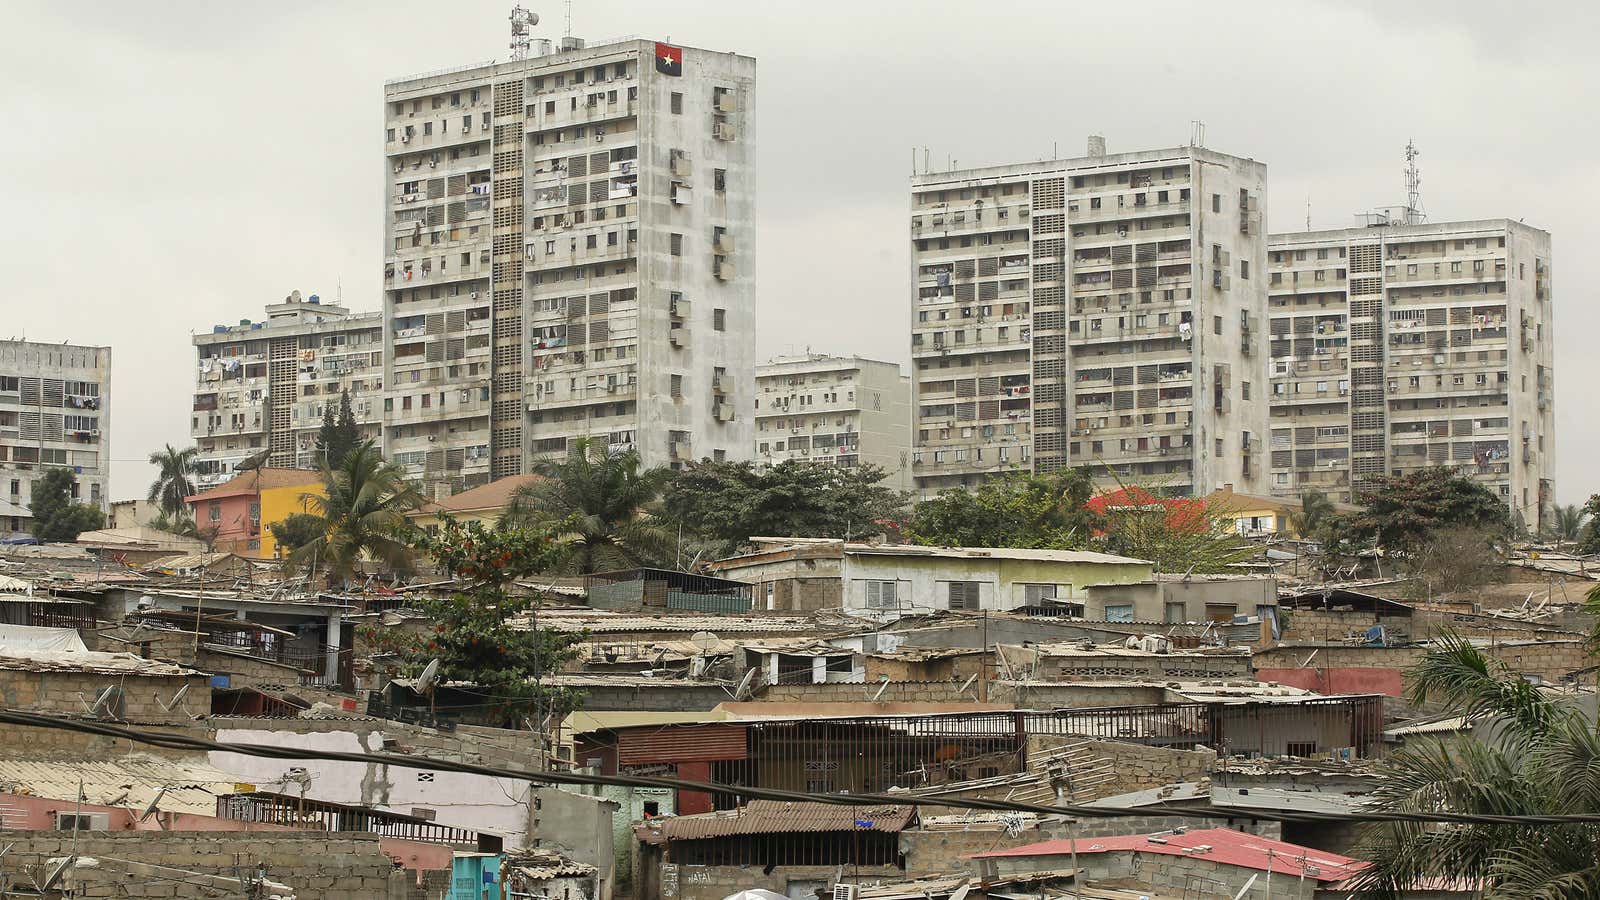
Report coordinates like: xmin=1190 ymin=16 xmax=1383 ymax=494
xmin=416 ymin=658 xmax=441 ymax=695
xmin=380 ymin=610 xmax=404 ymax=627
xmin=137 ymin=786 xmax=168 ymax=822
xmin=690 ymin=631 xmax=720 ymax=653
xmin=89 ymin=686 xmax=122 ymax=719
xmin=732 ymin=667 xmax=757 ymax=700
xmin=41 ymin=856 xmax=76 ymax=890
xmin=158 ymin=683 xmax=190 ymax=713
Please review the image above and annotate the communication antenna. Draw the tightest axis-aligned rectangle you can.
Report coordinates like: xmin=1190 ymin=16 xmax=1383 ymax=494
xmin=1189 ymin=120 xmax=1206 ymax=148
xmin=1404 ymin=139 xmax=1427 ymax=225
xmin=564 ymin=0 xmax=572 ymax=37
xmin=509 ymin=6 xmax=539 ymax=60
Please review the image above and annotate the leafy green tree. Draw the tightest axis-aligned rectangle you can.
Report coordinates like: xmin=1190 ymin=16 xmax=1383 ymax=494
xmin=1351 ymin=467 xmax=1511 ymax=551
xmin=146 ymin=444 xmax=197 ymax=515
xmin=663 ymin=460 xmax=908 ymax=552
xmin=1349 ymin=633 xmax=1600 ymax=897
xmin=379 ymin=518 xmax=583 ymax=727
xmin=290 ymin=440 xmax=423 ymax=583
xmin=28 ymin=468 xmax=105 ymax=542
xmin=505 ymin=438 xmax=674 ymax=573
xmin=1555 ymin=500 xmax=1595 ymax=552
xmin=904 ymin=471 xmax=1099 ymax=549
xmin=268 ymin=512 xmax=325 ymax=557
xmin=314 ymin=389 xmax=363 ymax=469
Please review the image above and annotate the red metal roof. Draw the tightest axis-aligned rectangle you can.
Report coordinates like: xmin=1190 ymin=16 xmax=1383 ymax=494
xmin=969 ymin=828 xmax=1366 ymax=883
xmin=661 ymin=801 xmax=916 ymax=840
xmin=617 ymin=723 xmax=748 ymax=765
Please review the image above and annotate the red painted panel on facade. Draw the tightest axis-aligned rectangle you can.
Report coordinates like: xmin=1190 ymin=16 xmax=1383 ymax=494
xmin=675 ymin=761 xmax=715 ymax=815
xmin=1257 ymin=667 xmax=1403 ymax=697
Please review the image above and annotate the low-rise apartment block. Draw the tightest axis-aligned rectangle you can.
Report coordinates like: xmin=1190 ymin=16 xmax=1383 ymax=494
xmin=192 ymin=293 xmax=383 ymax=487
xmin=382 ymin=35 xmax=756 ymax=497
xmin=909 ymin=139 xmax=1268 ymax=499
xmin=0 ymin=340 xmax=111 ymax=532
xmin=1266 ymin=218 xmax=1554 ymax=525
xmin=754 ymin=354 xmax=911 ymax=490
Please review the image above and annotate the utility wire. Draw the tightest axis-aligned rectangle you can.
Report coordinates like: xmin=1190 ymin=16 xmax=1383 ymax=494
xmin=5 ymin=708 xmax=1596 ymax=829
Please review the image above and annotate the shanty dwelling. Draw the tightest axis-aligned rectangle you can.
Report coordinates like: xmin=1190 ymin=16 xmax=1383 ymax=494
xmin=1078 ymin=574 xmax=1278 ymax=626
xmin=970 ymin=828 xmax=1368 ymax=899
xmin=635 ymin=801 xmax=915 ymax=900
xmin=106 ymin=586 xmax=357 ymax=690
xmin=707 ymin=540 xmax=1154 ymax=620
xmin=587 ymin=567 xmax=756 ymax=615
xmin=743 ymin=639 xmax=864 ymax=686
xmin=575 ymin=698 xmax=1388 ymax=821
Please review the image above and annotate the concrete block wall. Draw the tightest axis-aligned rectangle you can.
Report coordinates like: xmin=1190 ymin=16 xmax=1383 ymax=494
xmin=1252 ymin=639 xmax=1591 ymax=685
xmin=662 ymin=863 xmax=902 ymax=900
xmin=0 ymin=831 xmax=416 ymax=900
xmin=901 ymin=822 xmax=1076 ymax=876
xmin=0 ymin=669 xmax=210 ymax=727
xmin=1028 ymin=735 xmax=1217 ymax=802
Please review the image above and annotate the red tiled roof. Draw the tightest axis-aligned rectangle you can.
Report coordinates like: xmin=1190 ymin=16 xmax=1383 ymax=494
xmin=969 ymin=828 xmax=1366 ymax=883
xmin=661 ymin=801 xmax=915 ymax=840
xmin=185 ymin=468 xmax=322 ymax=504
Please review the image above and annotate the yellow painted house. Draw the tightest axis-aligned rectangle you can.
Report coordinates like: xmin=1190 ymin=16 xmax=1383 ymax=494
xmin=185 ymin=468 xmax=324 ymax=559
xmin=407 ymin=474 xmax=542 ymax=534
xmin=1203 ymin=486 xmax=1361 ymax=539
xmin=259 ymin=475 xmax=326 ymax=560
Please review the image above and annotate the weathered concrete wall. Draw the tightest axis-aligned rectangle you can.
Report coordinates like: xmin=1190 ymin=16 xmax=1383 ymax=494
xmin=0 ymin=831 xmax=413 ymax=900
xmin=661 ymin=863 xmax=901 ymax=900
xmin=576 ymin=683 xmax=731 ymax=711
xmin=212 ymin=724 xmax=536 ymax=849
xmin=979 ymin=842 xmax=1306 ymax=899
xmin=1258 ymin=666 xmax=1404 ymax=698
xmin=1253 ymin=639 xmax=1592 ymax=685
xmin=1028 ymin=735 xmax=1217 ymax=802
xmin=531 ymin=786 xmax=619 ymax=900
xmin=901 ymin=821 xmax=1075 ymax=876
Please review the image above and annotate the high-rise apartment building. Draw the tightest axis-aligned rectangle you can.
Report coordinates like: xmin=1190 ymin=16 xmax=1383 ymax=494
xmin=0 ymin=340 xmax=111 ymax=533
xmin=1266 ymin=218 xmax=1554 ymax=526
xmin=754 ymin=354 xmax=912 ymax=490
xmin=192 ymin=293 xmax=383 ymax=487
xmin=382 ymin=36 xmax=755 ymax=497
xmin=909 ymin=140 xmax=1268 ymax=499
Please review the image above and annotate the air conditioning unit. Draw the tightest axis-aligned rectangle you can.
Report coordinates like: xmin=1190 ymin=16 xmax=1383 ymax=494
xmin=713 ymin=122 xmax=737 ymax=141
xmin=670 ymin=330 xmax=687 ymax=348
xmin=400 ymin=135 xmax=410 ymax=144
xmin=833 ymin=885 xmax=859 ymax=900
xmin=470 ymin=291 xmax=479 ymax=299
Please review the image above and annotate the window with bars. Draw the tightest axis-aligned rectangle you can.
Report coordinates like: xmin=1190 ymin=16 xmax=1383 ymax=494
xmin=946 ymin=581 xmax=980 ymax=610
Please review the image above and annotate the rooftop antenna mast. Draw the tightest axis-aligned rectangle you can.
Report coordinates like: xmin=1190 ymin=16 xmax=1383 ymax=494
xmin=1404 ymin=139 xmax=1427 ymax=225
xmin=509 ymin=6 xmax=538 ymax=60
xmin=564 ymin=0 xmax=573 ymax=37
xmin=1189 ymin=120 xmax=1206 ymax=149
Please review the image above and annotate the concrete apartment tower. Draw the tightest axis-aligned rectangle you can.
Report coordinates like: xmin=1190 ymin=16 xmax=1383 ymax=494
xmin=0 ymin=340 xmax=111 ymax=533
xmin=191 ymin=292 xmax=384 ymax=488
xmin=1267 ymin=218 xmax=1554 ymax=528
xmin=909 ymin=139 xmax=1269 ymax=499
xmin=383 ymin=32 xmax=756 ymax=497
xmin=754 ymin=354 xmax=913 ymax=490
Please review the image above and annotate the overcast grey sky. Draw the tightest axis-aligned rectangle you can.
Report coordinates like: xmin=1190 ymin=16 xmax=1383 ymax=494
xmin=3 ymin=0 xmax=1596 ymax=504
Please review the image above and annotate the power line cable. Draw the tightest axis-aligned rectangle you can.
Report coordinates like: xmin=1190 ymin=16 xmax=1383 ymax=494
xmin=2 ymin=709 xmax=1596 ymax=829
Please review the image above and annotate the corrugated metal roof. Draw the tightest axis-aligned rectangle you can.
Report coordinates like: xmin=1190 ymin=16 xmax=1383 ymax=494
xmin=618 ymin=723 xmax=747 ymax=765
xmin=969 ymin=827 xmax=1366 ymax=883
xmin=0 ymin=755 xmax=241 ymax=816
xmin=661 ymin=800 xmax=915 ymax=840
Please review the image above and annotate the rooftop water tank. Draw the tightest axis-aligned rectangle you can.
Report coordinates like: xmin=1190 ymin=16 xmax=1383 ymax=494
xmin=308 ymin=294 xmax=321 ymax=304
xmin=212 ymin=325 xmax=228 ymax=334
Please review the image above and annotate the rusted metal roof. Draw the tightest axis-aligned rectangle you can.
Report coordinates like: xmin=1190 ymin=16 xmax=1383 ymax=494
xmin=0 ymin=647 xmax=202 ymax=677
xmin=660 ymin=800 xmax=915 ymax=840
xmin=617 ymin=722 xmax=747 ymax=765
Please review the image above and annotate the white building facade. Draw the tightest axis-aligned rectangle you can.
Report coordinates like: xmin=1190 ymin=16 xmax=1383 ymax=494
xmin=383 ymin=37 xmax=756 ymax=497
xmin=909 ymin=140 xmax=1269 ymax=499
xmin=1266 ymin=218 xmax=1554 ymax=526
xmin=0 ymin=340 xmax=111 ymax=533
xmin=754 ymin=354 xmax=912 ymax=490
xmin=191 ymin=293 xmax=383 ymax=487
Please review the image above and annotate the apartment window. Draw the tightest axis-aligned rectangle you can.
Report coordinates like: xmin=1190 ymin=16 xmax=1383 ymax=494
xmin=670 ymin=374 xmax=683 ymax=398
xmin=946 ymin=581 xmax=980 ymax=610
xmin=208 ymin=502 xmax=221 ymax=523
xmin=670 ymin=92 xmax=683 ymax=114
xmin=714 ymin=168 xmax=727 ymax=192
xmin=1213 ymin=315 xmax=1222 ymax=335
xmin=1211 ymin=193 xmax=1221 ymax=213
xmin=865 ymin=580 xmax=898 ymax=609
xmin=713 ymin=308 xmax=726 ymax=331
xmin=1242 ymin=382 xmax=1251 ymax=400
xmin=1105 ymin=603 xmax=1134 ymax=622
xmin=670 ymin=233 xmax=683 ymax=256
xmin=1239 ymin=260 xmax=1249 ymax=280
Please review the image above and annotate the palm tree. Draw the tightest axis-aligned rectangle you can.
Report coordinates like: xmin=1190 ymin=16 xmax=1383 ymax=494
xmin=1347 ymin=631 xmax=1600 ymax=897
xmin=1547 ymin=503 xmax=1587 ymax=550
xmin=290 ymin=440 xmax=423 ymax=584
xmin=146 ymin=445 xmax=198 ymax=515
xmin=504 ymin=438 xmax=674 ymax=574
xmin=1289 ymin=489 xmax=1336 ymax=538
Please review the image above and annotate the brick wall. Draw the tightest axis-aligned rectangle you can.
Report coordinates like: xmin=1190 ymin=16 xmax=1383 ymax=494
xmin=0 ymin=831 xmax=415 ymax=900
xmin=1253 ymin=639 xmax=1592 ymax=685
